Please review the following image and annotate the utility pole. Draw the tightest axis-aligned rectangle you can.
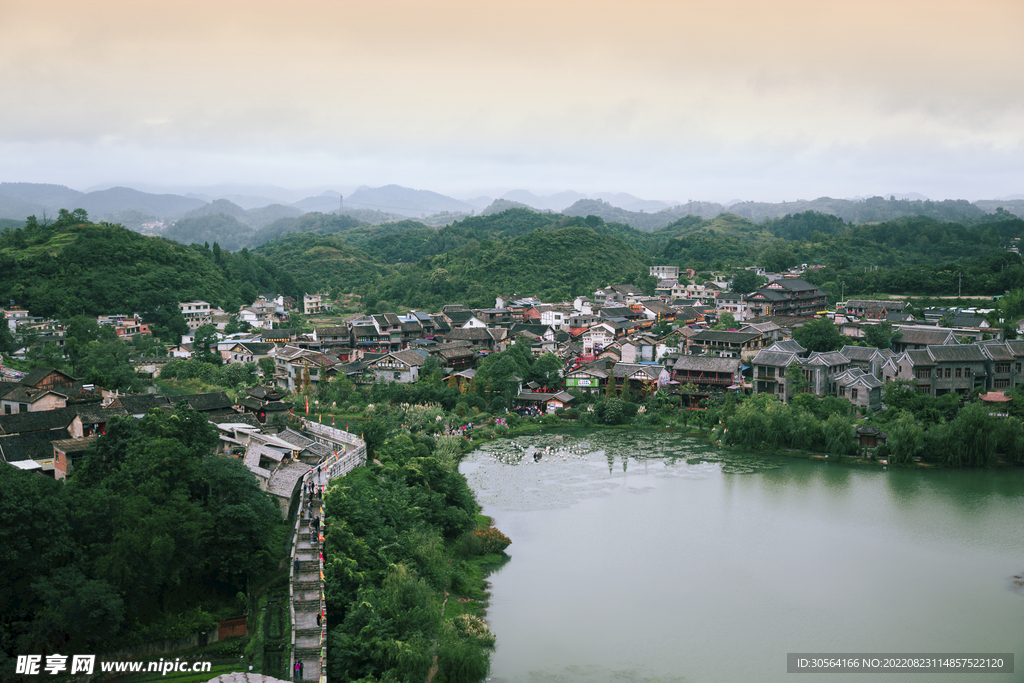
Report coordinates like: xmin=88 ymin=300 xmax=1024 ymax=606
xmin=339 ymin=194 xmax=344 ymax=213
xmin=958 ymin=272 xmax=962 ymax=299
xmin=841 ymin=280 xmax=845 ymax=305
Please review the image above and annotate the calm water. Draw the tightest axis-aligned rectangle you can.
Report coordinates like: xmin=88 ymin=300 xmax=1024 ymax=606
xmin=460 ymin=430 xmax=1024 ymax=683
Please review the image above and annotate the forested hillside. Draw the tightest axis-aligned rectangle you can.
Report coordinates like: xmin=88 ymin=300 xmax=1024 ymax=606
xmin=0 ymin=210 xmax=309 ymax=322
xmin=365 ymin=224 xmax=654 ymax=310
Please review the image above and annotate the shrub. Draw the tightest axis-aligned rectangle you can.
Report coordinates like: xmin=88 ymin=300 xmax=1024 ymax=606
xmin=471 ymin=526 xmax=511 ymax=555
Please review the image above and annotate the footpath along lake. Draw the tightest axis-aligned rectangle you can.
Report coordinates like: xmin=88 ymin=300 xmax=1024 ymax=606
xmin=460 ymin=430 xmax=1024 ymax=683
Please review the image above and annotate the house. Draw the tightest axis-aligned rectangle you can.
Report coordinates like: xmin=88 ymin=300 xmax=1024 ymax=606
xmin=890 ymin=326 xmax=958 ymax=353
xmin=669 ymin=356 xmax=743 ymax=390
xmin=639 ymin=299 xmax=677 ymax=323
xmin=303 ymin=293 xmax=333 ymax=315
xmin=855 ymin=425 xmax=887 ymax=448
xmin=0 ymin=385 xmax=68 ymax=415
xmin=834 ymin=368 xmax=883 ymax=411
xmin=515 ymin=390 xmax=575 ymax=413
xmin=887 ymin=345 xmax=988 ymax=396
xmin=274 ymin=346 xmax=338 ymax=392
xmin=263 ymin=328 xmax=297 ymax=344
xmin=440 ymin=327 xmax=507 ymax=353
xmin=581 ymin=322 xmax=616 ymax=354
xmin=223 ymin=342 xmax=276 ymax=364
xmin=179 ymin=300 xmax=213 ymax=329
xmin=182 ymin=391 xmax=237 ymax=416
xmin=689 ymin=330 xmax=765 ymax=359
xmin=18 ymin=367 xmax=76 ymax=392
xmin=716 ymin=292 xmax=751 ymax=322
xmin=593 ymin=284 xmax=645 ymax=305
xmin=431 ymin=345 xmax=477 ymax=371
xmin=366 ymin=349 xmax=429 ymax=384
xmin=750 ymin=278 xmax=827 ymax=317
xmin=846 ymin=300 xmax=905 ymax=320
xmin=564 ymin=366 xmax=608 ymax=394
xmin=650 ymin=266 xmax=680 ymax=280
xmin=609 ymin=362 xmax=670 ymax=396
xmin=0 ymin=406 xmax=83 ymax=439
xmin=751 ymin=349 xmax=802 ymax=400
xmin=838 ymin=345 xmax=895 ymax=379
xmin=51 ymin=435 xmax=101 ymax=480
xmin=474 ymin=308 xmax=512 ymax=327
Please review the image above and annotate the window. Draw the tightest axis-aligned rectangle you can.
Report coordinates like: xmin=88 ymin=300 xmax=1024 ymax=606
xmin=945 ymin=367 xmax=951 ymax=378
xmin=394 ymin=372 xmax=401 ymax=380
xmin=995 ymin=363 xmax=1010 ymax=373
xmin=914 ymin=368 xmax=931 ymax=379
xmin=955 ymin=368 xmax=961 ymax=378
xmin=995 ymin=379 xmax=1009 ymax=388
xmin=851 ymin=388 xmax=858 ymax=400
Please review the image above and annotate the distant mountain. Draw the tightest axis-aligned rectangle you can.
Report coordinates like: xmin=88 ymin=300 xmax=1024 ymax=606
xmin=341 ymin=185 xmax=476 ymax=217
xmin=334 ymin=208 xmax=409 ymax=225
xmin=462 ymin=196 xmax=495 ymax=211
xmin=562 ymin=199 xmax=681 ymax=232
xmin=163 ymin=213 xmax=256 ymax=252
xmin=181 ymin=199 xmax=250 ymax=222
xmin=292 ymin=191 xmax=342 ymax=213
xmin=76 ymin=187 xmax=206 ymax=219
xmin=482 ymin=199 xmax=535 ymax=215
xmin=184 ymin=192 xmax=284 ymax=210
xmin=501 ymin=189 xmax=588 ymax=212
xmin=974 ymin=200 xmax=1024 ymax=218
xmin=726 ymin=196 xmax=984 ymax=224
xmin=592 ymin=192 xmax=672 ymax=213
xmin=0 ymin=182 xmax=84 ymax=207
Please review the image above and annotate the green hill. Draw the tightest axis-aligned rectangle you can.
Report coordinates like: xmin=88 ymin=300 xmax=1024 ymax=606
xmin=252 ymin=232 xmax=394 ymax=292
xmin=0 ymin=212 xmax=307 ymax=322
xmin=370 ymin=224 xmax=654 ymax=309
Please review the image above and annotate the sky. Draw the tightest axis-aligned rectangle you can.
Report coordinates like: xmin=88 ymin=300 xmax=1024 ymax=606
xmin=1 ymin=0 xmax=1022 ymax=203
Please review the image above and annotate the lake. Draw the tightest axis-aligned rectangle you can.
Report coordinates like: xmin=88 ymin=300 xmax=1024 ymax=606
xmin=460 ymin=430 xmax=1024 ymax=683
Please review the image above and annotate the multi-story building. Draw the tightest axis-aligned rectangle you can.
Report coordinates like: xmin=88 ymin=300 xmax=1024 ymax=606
xmin=178 ymin=301 xmax=212 ymax=329
xmin=749 ymin=278 xmax=827 ymax=317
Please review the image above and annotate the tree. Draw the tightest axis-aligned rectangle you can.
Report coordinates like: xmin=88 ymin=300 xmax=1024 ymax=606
xmin=258 ymin=356 xmax=276 ymax=380
xmin=793 ymin=317 xmax=843 ymax=352
xmin=712 ymin=312 xmax=736 ymax=330
xmin=730 ymin=269 xmax=766 ymax=294
xmin=887 ymin=410 xmax=923 ymax=464
xmin=863 ymin=322 xmax=901 ymax=350
xmin=192 ymin=324 xmax=222 ymax=365
xmin=822 ymin=413 xmax=857 ymax=456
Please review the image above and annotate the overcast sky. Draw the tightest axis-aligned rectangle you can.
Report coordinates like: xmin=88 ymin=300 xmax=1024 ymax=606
xmin=1 ymin=0 xmax=1022 ymax=203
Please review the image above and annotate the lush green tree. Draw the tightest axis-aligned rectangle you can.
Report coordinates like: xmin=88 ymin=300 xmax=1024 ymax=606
xmin=220 ymin=362 xmax=258 ymax=388
xmin=730 ymin=269 xmax=766 ymax=294
xmin=943 ymin=401 xmax=998 ymax=467
xmin=258 ymin=356 xmax=276 ymax=380
xmin=793 ymin=318 xmax=843 ymax=352
xmin=192 ymin=324 xmax=222 ymax=365
xmin=712 ymin=312 xmax=737 ymax=330
xmin=822 ymin=413 xmax=857 ymax=456
xmin=863 ymin=322 xmax=901 ymax=350
xmin=886 ymin=410 xmax=923 ymax=464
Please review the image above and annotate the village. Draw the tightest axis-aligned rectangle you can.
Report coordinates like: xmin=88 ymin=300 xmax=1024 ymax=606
xmin=2 ymin=263 xmax=1022 ymax=482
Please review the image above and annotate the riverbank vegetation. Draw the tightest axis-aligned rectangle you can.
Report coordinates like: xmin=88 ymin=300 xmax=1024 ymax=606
xmin=0 ymin=403 xmax=284 ymax=679
xmin=323 ymin=420 xmax=508 ymax=682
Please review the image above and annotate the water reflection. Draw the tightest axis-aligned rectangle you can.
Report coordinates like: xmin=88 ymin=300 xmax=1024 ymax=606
xmin=464 ymin=430 xmax=1024 ymax=683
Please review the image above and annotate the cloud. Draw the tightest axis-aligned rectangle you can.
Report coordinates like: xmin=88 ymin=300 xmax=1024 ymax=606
xmin=1 ymin=0 xmax=1021 ymax=199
